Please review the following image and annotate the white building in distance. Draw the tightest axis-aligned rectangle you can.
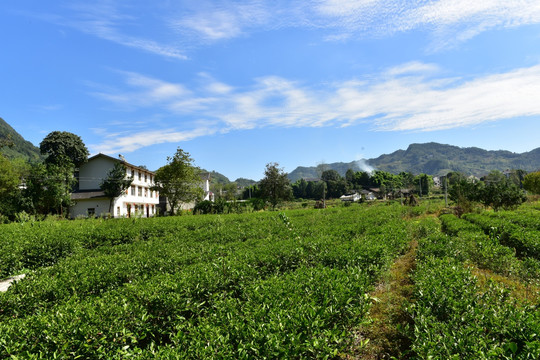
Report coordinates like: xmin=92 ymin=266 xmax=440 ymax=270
xmin=69 ymin=153 xmax=159 ymax=218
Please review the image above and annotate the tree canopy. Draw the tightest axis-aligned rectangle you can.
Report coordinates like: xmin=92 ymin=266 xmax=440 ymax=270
xmin=259 ymin=162 xmax=292 ymax=210
xmin=152 ymin=148 xmax=203 ymax=215
xmin=40 ymin=131 xmax=89 ymax=167
xmin=523 ymin=171 xmax=540 ymax=195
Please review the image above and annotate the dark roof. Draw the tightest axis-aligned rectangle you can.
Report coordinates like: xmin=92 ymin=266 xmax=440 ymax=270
xmin=71 ymin=190 xmax=107 ymax=200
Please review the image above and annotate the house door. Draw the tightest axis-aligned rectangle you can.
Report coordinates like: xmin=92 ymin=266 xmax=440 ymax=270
xmin=146 ymin=205 xmax=149 ymax=217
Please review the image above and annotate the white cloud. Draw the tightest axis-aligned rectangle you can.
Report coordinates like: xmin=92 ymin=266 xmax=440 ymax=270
xmin=41 ymin=1 xmax=188 ymax=60
xmin=32 ymin=1 xmax=540 ymax=57
xmin=168 ymin=1 xmax=270 ymax=41
xmin=92 ymin=128 xmax=217 ymax=154
xmin=90 ymin=63 xmax=540 ymax=153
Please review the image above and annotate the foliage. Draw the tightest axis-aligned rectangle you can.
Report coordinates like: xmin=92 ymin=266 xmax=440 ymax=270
xmin=410 ymin=210 xmax=540 ymax=359
xmin=20 ymin=162 xmax=76 ymax=216
xmin=0 ymin=156 xmax=22 ymax=218
xmin=0 ymin=117 xmax=42 ymax=162
xmin=523 ymin=171 xmax=540 ymax=195
xmin=259 ymin=162 xmax=292 ymax=210
xmin=152 ymin=148 xmax=204 ymax=215
xmin=0 ymin=205 xmax=411 ymax=358
xmin=39 ymin=131 xmax=89 ymax=167
xmin=449 ymin=174 xmax=526 ymax=212
xmin=480 ymin=178 xmax=526 ymax=211
xmin=414 ymin=173 xmax=432 ymax=196
xmin=100 ymin=162 xmax=133 ymax=213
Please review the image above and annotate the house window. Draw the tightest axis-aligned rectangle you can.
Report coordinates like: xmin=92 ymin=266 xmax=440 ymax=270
xmin=144 ymin=188 xmax=148 ymax=197
xmin=144 ymin=173 xmax=147 ymax=182
xmin=138 ymin=186 xmax=142 ymax=197
xmin=88 ymin=208 xmax=95 ymax=217
xmin=116 ymin=207 xmax=120 ymax=216
xmin=138 ymin=171 xmax=142 ymax=181
xmin=131 ymin=186 xmax=135 ymax=196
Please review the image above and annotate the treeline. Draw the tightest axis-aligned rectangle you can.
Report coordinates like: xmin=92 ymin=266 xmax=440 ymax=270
xmin=0 ymin=131 xmax=89 ymax=222
xmin=237 ymin=167 xmax=540 ymax=213
xmin=242 ymin=169 xmax=433 ymax=201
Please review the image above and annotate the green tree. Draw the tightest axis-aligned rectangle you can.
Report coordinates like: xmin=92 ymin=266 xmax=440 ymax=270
xmin=321 ymin=169 xmax=341 ymax=182
xmin=152 ymin=148 xmax=203 ymax=215
xmin=0 ymin=156 xmax=19 ymax=198
xmin=0 ymin=156 xmax=21 ymax=218
xmin=100 ymin=162 xmax=133 ymax=214
xmin=480 ymin=180 xmax=526 ymax=211
xmin=40 ymin=131 xmax=89 ymax=167
xmin=259 ymin=162 xmax=292 ymax=210
xmin=449 ymin=178 xmax=481 ymax=211
xmin=414 ymin=174 xmax=433 ymax=197
xmin=37 ymin=131 xmax=89 ymax=217
xmin=354 ymin=171 xmax=371 ymax=188
xmin=523 ymin=171 xmax=540 ymax=195
xmin=22 ymin=162 xmax=76 ymax=216
xmin=292 ymin=178 xmax=308 ymax=199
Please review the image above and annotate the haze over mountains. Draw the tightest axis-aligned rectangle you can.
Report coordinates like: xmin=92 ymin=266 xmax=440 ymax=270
xmin=2 ymin=117 xmax=539 ymax=184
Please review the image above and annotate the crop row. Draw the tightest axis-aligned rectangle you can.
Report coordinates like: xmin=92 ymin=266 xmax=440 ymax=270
xmin=0 ymin=205 xmax=412 ymax=358
xmin=463 ymin=212 xmax=540 ymax=260
xmin=409 ymin=217 xmax=540 ymax=359
xmin=482 ymin=208 xmax=540 ymax=231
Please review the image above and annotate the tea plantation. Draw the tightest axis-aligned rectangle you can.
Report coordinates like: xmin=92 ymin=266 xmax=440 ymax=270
xmin=1 ymin=201 xmax=539 ymax=359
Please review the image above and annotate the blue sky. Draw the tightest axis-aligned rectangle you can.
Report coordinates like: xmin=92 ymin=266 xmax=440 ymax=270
xmin=2 ymin=1 xmax=540 ymax=180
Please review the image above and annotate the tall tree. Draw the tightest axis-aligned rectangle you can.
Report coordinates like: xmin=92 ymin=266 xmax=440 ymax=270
xmin=0 ymin=156 xmax=21 ymax=218
xmin=40 ymin=131 xmax=89 ymax=167
xmin=22 ymin=162 xmax=76 ymax=216
xmin=152 ymin=148 xmax=203 ymax=215
xmin=100 ymin=162 xmax=133 ymax=214
xmin=259 ymin=162 xmax=292 ymax=210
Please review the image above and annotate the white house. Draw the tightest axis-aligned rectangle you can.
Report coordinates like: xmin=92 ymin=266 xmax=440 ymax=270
xmin=69 ymin=153 xmax=159 ymax=218
xmin=340 ymin=193 xmax=361 ymax=202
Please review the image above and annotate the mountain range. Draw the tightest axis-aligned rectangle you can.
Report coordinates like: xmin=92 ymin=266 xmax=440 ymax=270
xmin=2 ymin=117 xmax=539 ymax=183
xmin=287 ymin=142 xmax=540 ymax=182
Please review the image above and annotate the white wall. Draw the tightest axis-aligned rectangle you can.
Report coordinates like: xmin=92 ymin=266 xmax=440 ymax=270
xmin=69 ymin=198 xmax=111 ymax=218
xmin=78 ymin=156 xmax=116 ymax=190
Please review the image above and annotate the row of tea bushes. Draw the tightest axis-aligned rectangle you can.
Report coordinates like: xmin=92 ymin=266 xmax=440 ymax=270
xmin=410 ymin=215 xmax=540 ymax=359
xmin=0 ymin=205 xmax=412 ymax=358
xmin=463 ymin=212 xmax=540 ymax=260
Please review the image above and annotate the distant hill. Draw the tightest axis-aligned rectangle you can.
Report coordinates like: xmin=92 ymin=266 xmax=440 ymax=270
xmin=0 ymin=117 xmax=42 ymax=161
xmin=287 ymin=143 xmax=540 ymax=182
xmin=234 ymin=178 xmax=257 ymax=187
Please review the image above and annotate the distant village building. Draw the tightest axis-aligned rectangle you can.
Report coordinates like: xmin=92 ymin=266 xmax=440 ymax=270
xmin=340 ymin=193 xmax=361 ymax=202
xmin=69 ymin=153 xmax=159 ymax=218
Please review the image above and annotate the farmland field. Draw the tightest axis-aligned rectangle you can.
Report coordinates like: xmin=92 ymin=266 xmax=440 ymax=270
xmin=1 ymin=201 xmax=539 ymax=359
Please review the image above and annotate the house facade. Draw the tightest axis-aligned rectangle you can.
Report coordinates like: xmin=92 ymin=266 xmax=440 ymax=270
xmin=69 ymin=153 xmax=159 ymax=218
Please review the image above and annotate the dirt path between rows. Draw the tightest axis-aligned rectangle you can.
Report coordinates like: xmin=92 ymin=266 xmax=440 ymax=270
xmin=345 ymin=240 xmax=417 ymax=359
